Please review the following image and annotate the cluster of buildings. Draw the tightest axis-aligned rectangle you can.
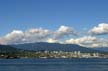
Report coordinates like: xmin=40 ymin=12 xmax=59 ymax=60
xmin=0 ymin=51 xmax=107 ymax=59
xmin=34 ymin=51 xmax=107 ymax=58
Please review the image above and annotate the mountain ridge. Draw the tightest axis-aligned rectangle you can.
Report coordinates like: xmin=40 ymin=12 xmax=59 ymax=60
xmin=11 ymin=42 xmax=107 ymax=53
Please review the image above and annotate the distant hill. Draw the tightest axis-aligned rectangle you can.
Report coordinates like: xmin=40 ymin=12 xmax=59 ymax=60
xmin=0 ymin=45 xmax=20 ymax=53
xmin=0 ymin=45 xmax=32 ymax=53
xmin=93 ymin=47 xmax=108 ymax=52
xmin=11 ymin=42 xmax=106 ymax=53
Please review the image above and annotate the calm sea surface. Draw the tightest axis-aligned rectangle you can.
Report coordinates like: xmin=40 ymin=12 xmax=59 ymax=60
xmin=0 ymin=58 xmax=108 ymax=71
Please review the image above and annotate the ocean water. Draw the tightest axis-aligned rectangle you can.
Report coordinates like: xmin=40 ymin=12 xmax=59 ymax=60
xmin=0 ymin=58 xmax=108 ymax=71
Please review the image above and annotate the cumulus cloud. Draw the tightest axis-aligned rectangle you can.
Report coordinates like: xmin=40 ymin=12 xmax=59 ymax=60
xmin=53 ymin=25 xmax=77 ymax=39
xmin=0 ymin=26 xmax=77 ymax=45
xmin=0 ymin=24 xmax=107 ymax=48
xmin=0 ymin=30 xmax=24 ymax=44
xmin=65 ymin=36 xmax=108 ymax=47
xmin=23 ymin=28 xmax=51 ymax=43
xmin=0 ymin=28 xmax=51 ymax=44
xmin=47 ymin=38 xmax=58 ymax=43
xmin=65 ymin=36 xmax=97 ymax=44
xmin=88 ymin=23 xmax=108 ymax=35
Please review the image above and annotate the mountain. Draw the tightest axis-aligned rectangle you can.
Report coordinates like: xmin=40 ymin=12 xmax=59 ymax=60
xmin=0 ymin=45 xmax=33 ymax=53
xmin=11 ymin=42 xmax=106 ymax=53
xmin=93 ymin=47 xmax=108 ymax=52
xmin=0 ymin=45 xmax=20 ymax=53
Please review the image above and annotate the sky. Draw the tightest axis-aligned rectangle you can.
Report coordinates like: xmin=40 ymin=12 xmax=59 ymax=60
xmin=0 ymin=0 xmax=108 ymax=47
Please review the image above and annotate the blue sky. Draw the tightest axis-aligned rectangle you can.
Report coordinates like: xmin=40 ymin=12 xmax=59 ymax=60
xmin=0 ymin=0 xmax=108 ymax=47
xmin=0 ymin=0 xmax=108 ymax=35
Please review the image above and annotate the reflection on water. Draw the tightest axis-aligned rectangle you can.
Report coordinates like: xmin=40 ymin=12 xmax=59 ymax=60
xmin=0 ymin=58 xmax=108 ymax=71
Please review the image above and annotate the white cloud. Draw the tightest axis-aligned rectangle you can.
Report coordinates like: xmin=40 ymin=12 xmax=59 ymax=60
xmin=0 ymin=24 xmax=108 ymax=48
xmin=0 ymin=28 xmax=51 ymax=44
xmin=47 ymin=38 xmax=58 ymax=43
xmin=65 ymin=36 xmax=108 ymax=47
xmin=0 ymin=26 xmax=77 ymax=44
xmin=65 ymin=36 xmax=97 ymax=44
xmin=0 ymin=30 xmax=24 ymax=44
xmin=24 ymin=28 xmax=51 ymax=43
xmin=88 ymin=23 xmax=108 ymax=35
xmin=53 ymin=25 xmax=77 ymax=39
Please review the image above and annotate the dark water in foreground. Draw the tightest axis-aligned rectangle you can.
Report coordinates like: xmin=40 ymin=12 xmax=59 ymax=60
xmin=0 ymin=58 xmax=108 ymax=71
